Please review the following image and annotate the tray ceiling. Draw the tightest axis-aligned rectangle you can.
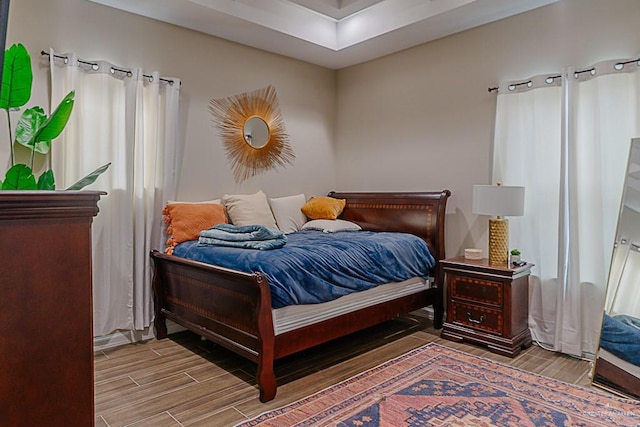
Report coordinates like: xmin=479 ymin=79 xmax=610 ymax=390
xmin=88 ymin=0 xmax=558 ymax=69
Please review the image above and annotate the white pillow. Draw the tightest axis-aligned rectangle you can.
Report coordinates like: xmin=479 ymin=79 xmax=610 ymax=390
xmin=222 ymin=190 xmax=278 ymax=228
xmin=301 ymin=219 xmax=362 ymax=233
xmin=269 ymin=194 xmax=307 ymax=233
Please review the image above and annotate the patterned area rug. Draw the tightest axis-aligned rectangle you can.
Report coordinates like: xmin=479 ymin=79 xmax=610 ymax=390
xmin=237 ymin=343 xmax=640 ymax=426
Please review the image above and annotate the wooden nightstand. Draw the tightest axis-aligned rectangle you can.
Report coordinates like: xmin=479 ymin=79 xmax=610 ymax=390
xmin=440 ymin=256 xmax=533 ymax=357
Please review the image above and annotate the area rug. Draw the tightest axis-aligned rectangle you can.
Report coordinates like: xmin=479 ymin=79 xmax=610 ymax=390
xmin=237 ymin=343 xmax=640 ymax=426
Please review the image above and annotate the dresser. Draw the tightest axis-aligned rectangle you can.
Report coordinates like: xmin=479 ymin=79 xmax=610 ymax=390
xmin=0 ymin=191 xmax=103 ymax=426
xmin=440 ymin=256 xmax=532 ymax=357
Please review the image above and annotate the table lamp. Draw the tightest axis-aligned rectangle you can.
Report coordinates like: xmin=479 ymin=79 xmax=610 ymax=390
xmin=472 ymin=183 xmax=525 ymax=265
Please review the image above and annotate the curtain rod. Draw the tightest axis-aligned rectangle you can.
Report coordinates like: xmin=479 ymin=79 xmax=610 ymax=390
xmin=488 ymin=56 xmax=640 ymax=93
xmin=41 ymin=50 xmax=176 ymax=85
xmin=488 ymin=74 xmax=561 ymax=93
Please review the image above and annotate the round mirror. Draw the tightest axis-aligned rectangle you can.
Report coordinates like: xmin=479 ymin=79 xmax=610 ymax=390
xmin=243 ymin=116 xmax=270 ymax=148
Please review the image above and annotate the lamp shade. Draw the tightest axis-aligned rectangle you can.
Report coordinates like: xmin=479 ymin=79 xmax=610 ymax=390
xmin=473 ymin=185 xmax=525 ymax=217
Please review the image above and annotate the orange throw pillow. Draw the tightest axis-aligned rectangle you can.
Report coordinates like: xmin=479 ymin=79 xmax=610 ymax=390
xmin=301 ymin=197 xmax=346 ymax=220
xmin=163 ymin=203 xmax=227 ymax=254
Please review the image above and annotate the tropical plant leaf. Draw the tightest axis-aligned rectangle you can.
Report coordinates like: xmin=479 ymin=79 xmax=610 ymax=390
xmin=15 ymin=91 xmax=75 ymax=154
xmin=0 ymin=43 xmax=33 ymax=110
xmin=34 ymin=91 xmax=75 ymax=147
xmin=1 ymin=164 xmax=37 ymax=190
xmin=66 ymin=162 xmax=111 ymax=190
xmin=37 ymin=169 xmax=56 ymax=190
xmin=15 ymin=106 xmax=47 ymax=152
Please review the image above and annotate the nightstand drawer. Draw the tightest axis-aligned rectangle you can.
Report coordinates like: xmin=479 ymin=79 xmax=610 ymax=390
xmin=449 ymin=274 xmax=503 ymax=307
xmin=449 ymin=302 xmax=503 ymax=335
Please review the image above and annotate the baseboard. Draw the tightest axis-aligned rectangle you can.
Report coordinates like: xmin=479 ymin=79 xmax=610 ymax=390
xmin=93 ymin=320 xmax=186 ymax=352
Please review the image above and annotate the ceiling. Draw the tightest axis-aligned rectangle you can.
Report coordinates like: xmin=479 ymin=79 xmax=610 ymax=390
xmin=88 ymin=0 xmax=558 ymax=69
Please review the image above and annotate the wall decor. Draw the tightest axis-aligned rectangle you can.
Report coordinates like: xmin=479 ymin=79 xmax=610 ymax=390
xmin=209 ymin=85 xmax=294 ymax=182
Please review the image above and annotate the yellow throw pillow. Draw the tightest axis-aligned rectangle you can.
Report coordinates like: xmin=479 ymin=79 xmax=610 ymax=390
xmin=162 ymin=203 xmax=227 ymax=254
xmin=301 ymin=196 xmax=346 ymax=220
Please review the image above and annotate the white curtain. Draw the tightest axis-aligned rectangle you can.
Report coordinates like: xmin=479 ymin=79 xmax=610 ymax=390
xmin=493 ymin=57 xmax=640 ymax=358
xmin=48 ymin=50 xmax=181 ymax=337
xmin=493 ymin=77 xmax=562 ymax=349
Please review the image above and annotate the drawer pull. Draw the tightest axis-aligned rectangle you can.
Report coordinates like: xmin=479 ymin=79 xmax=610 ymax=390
xmin=466 ymin=311 xmax=485 ymax=324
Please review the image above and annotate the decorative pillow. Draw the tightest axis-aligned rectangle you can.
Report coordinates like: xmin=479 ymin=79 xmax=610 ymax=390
xmin=162 ymin=202 xmax=227 ymax=254
xmin=301 ymin=196 xmax=346 ymax=220
xmin=269 ymin=194 xmax=307 ymax=234
xmin=222 ymin=190 xmax=278 ymax=228
xmin=301 ymin=219 xmax=362 ymax=233
xmin=167 ymin=199 xmax=221 ymax=205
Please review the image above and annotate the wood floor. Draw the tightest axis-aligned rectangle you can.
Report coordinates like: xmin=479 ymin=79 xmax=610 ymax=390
xmin=94 ymin=310 xmax=600 ymax=426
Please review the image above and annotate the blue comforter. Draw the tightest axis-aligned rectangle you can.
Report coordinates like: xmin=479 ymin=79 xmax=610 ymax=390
xmin=600 ymin=314 xmax=640 ymax=366
xmin=173 ymin=230 xmax=435 ymax=308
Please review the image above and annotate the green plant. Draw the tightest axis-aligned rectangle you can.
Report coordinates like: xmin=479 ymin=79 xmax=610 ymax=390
xmin=0 ymin=43 xmax=109 ymax=190
xmin=511 ymin=249 xmax=521 ymax=256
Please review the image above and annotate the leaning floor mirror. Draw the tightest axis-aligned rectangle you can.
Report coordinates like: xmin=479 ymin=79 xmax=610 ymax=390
xmin=591 ymin=138 xmax=640 ymax=399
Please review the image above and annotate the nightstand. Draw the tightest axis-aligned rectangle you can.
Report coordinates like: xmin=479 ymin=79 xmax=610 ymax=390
xmin=440 ymin=256 xmax=533 ymax=357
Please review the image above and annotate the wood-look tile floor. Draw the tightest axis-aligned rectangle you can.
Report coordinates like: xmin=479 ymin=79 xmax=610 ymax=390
xmin=94 ymin=310 xmax=601 ymax=426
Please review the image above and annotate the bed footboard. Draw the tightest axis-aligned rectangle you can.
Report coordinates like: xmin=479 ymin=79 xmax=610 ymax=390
xmin=150 ymin=250 xmax=278 ymax=402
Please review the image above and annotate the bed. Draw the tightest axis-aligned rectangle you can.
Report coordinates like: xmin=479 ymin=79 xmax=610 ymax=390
xmin=150 ymin=190 xmax=450 ymax=402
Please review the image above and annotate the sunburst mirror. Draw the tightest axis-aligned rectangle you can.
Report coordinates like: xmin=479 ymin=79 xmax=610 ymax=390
xmin=209 ymin=85 xmax=295 ymax=182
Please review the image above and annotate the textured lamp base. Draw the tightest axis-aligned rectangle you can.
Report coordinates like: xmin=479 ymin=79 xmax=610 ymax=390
xmin=488 ymin=217 xmax=508 ymax=265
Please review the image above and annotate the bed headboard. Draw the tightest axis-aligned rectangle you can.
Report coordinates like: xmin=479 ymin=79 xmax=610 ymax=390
xmin=328 ymin=190 xmax=451 ymax=263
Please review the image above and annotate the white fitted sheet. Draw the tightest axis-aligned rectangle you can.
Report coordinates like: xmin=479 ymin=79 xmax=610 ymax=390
xmin=272 ymin=277 xmax=429 ymax=335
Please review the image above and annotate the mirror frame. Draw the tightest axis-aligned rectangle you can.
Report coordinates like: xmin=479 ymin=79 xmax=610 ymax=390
xmin=209 ymin=85 xmax=295 ymax=182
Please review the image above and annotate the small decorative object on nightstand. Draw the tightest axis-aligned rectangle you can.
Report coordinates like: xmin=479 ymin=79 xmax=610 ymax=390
xmin=510 ymin=249 xmax=521 ymax=264
xmin=441 ymin=256 xmax=533 ymax=357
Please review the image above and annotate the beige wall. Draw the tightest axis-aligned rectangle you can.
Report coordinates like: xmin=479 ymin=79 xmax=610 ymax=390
xmin=4 ymin=0 xmax=337 ymax=201
xmin=5 ymin=0 xmax=640 ymax=259
xmin=335 ymin=0 xmax=640 ymax=257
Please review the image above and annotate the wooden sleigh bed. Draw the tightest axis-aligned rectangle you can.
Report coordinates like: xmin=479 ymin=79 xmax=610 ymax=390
xmin=150 ymin=190 xmax=451 ymax=402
